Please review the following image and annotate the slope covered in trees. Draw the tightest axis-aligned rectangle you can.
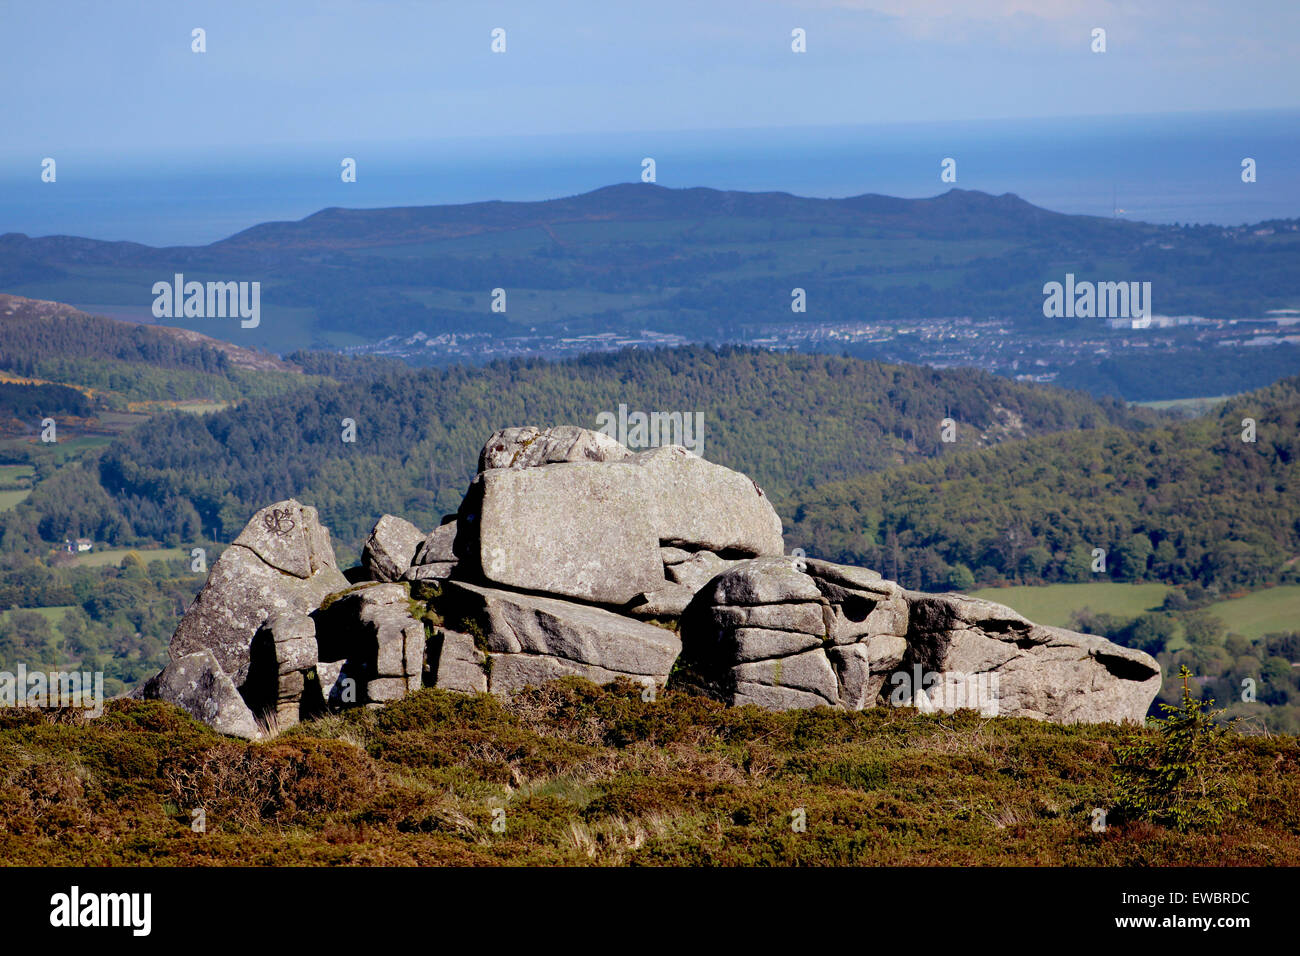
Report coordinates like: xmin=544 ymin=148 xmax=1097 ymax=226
xmin=787 ymin=376 xmax=1300 ymax=593
xmin=5 ymin=346 xmax=1141 ymax=558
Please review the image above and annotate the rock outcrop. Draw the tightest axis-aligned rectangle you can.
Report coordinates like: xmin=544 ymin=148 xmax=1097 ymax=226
xmin=679 ymin=556 xmax=910 ymax=710
xmin=149 ymin=426 xmax=1161 ymax=738
xmin=168 ymin=500 xmax=347 ymax=688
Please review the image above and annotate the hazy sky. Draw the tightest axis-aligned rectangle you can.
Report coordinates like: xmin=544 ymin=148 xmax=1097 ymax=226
xmin=3 ymin=0 xmax=1298 ymax=159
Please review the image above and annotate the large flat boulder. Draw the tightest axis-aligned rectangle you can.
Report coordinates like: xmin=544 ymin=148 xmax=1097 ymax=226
xmin=467 ymin=464 xmax=664 ymax=605
xmin=632 ymin=446 xmax=784 ymax=556
xmin=439 ymin=580 xmax=681 ymax=683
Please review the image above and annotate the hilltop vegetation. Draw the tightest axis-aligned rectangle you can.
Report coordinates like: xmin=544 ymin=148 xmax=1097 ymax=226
xmin=0 ymin=295 xmax=312 ymax=411
xmin=8 ymin=346 xmax=1139 ymax=557
xmin=788 ymin=376 xmax=1300 ymax=594
xmin=2 ymin=682 xmax=1296 ymax=866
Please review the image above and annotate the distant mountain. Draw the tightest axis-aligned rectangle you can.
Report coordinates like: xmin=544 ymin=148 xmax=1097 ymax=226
xmin=1 ymin=184 xmax=1295 ymax=357
xmin=214 ymin=184 xmax=1113 ymax=249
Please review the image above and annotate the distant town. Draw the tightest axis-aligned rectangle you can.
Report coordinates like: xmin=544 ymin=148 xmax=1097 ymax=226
xmin=345 ymin=312 xmax=1300 ymax=383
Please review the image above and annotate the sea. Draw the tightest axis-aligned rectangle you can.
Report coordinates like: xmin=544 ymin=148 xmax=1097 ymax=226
xmin=2 ymin=110 xmax=1298 ymax=247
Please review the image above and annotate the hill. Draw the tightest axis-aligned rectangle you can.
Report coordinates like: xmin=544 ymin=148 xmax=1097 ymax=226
xmin=2 ymin=185 xmax=1296 ymax=365
xmin=786 ymin=373 xmax=1300 ymax=594
xmin=0 ymin=294 xmax=322 ymax=455
xmin=5 ymin=345 xmax=1141 ymax=558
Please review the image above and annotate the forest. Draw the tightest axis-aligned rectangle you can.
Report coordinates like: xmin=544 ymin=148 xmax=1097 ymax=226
xmin=2 ymin=346 xmax=1141 ymax=560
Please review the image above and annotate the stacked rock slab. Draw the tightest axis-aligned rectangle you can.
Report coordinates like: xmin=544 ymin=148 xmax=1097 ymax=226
xmin=681 ymin=555 xmax=1160 ymax=721
xmin=901 ymin=592 xmax=1161 ymax=723
xmin=150 ymin=425 xmax=1163 ymax=739
xmin=438 ymin=580 xmax=681 ymax=694
xmin=247 ymin=612 xmax=320 ymax=730
xmin=680 ymin=556 xmax=909 ymax=710
xmin=404 ymin=519 xmax=459 ymax=584
xmin=314 ymin=583 xmax=427 ymax=703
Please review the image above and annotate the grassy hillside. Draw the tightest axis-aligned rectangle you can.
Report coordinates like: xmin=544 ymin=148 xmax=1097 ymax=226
xmin=2 ymin=682 xmax=1296 ymax=866
xmin=971 ymin=582 xmax=1300 ymax=642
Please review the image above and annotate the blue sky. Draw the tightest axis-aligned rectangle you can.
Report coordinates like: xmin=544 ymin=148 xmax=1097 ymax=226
xmin=3 ymin=0 xmax=1298 ymax=160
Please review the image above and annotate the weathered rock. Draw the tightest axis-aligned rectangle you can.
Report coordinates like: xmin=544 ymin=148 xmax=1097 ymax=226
xmin=233 ymin=498 xmax=338 ymax=579
xmin=703 ymin=556 xmax=823 ymax=606
xmin=732 ymin=648 xmax=839 ymax=704
xmin=666 ymin=550 xmax=745 ymax=593
xmin=632 ymin=445 xmax=784 ymax=556
xmin=625 ymin=583 xmax=696 ymax=620
xmin=682 ymin=557 xmax=908 ymax=711
xmin=827 ymin=644 xmax=872 ymax=710
xmin=404 ymin=562 xmax=457 ymax=584
xmin=659 ymin=546 xmax=694 ymax=566
xmin=170 ymin=503 xmax=348 ymax=688
xmin=244 ymin=612 xmax=324 ymax=729
xmin=428 ymin=628 xmax=488 ymax=693
xmin=362 ymin=514 xmax=424 ymax=582
xmin=155 ymin=436 xmax=1163 ymax=731
xmin=412 ymin=520 xmax=459 ymax=566
xmin=313 ymin=583 xmax=426 ymax=700
xmin=900 ymin=592 xmax=1161 ymax=723
xmin=711 ymin=602 xmax=827 ymax=635
xmin=440 ymin=580 xmax=681 ymax=681
xmin=469 ymin=464 xmax=664 ymax=605
xmin=726 ymin=628 xmax=823 ymax=662
xmin=479 ymin=425 xmax=632 ymax=471
xmin=142 ymin=650 xmax=262 ymax=740
xmin=732 ymin=682 xmax=835 ymax=711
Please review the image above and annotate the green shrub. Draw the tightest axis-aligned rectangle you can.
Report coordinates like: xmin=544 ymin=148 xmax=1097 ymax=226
xmin=1113 ymin=666 xmax=1246 ymax=831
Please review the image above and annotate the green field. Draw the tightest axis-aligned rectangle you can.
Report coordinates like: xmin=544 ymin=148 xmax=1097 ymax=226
xmin=1203 ymin=586 xmax=1300 ymax=639
xmin=69 ymin=547 xmax=190 ymax=568
xmin=0 ymin=604 xmax=75 ymax=627
xmin=968 ymin=582 xmax=1172 ymax=628
xmin=0 ymin=489 xmax=31 ymax=511
xmin=969 ymin=581 xmax=1300 ymax=640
